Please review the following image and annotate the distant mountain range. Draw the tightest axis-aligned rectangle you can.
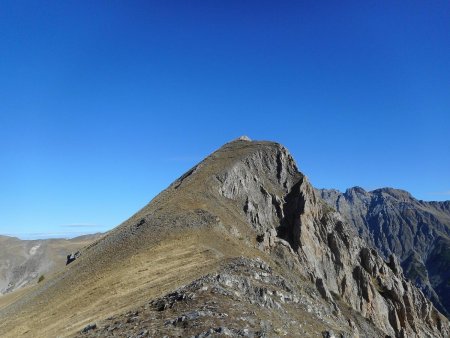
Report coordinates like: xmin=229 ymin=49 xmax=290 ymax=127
xmin=319 ymin=187 xmax=450 ymax=318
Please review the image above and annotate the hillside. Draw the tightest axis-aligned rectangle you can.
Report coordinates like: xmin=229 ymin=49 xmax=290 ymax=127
xmin=319 ymin=187 xmax=450 ymax=318
xmin=0 ymin=138 xmax=448 ymax=337
xmin=0 ymin=234 xmax=102 ymax=295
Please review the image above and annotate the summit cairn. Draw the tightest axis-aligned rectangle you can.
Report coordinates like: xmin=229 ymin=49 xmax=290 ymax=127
xmin=236 ymin=135 xmax=251 ymax=141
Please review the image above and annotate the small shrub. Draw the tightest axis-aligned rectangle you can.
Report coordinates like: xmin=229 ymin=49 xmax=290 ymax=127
xmin=38 ymin=275 xmax=45 ymax=283
xmin=371 ymin=276 xmax=383 ymax=293
xmin=330 ymin=290 xmax=341 ymax=300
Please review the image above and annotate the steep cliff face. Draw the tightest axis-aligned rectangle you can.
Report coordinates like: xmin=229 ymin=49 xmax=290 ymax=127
xmin=319 ymin=187 xmax=450 ymax=318
xmin=214 ymin=140 xmax=448 ymax=337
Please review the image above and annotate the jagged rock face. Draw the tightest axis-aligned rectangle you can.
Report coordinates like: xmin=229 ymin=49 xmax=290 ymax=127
xmin=214 ymin=140 xmax=448 ymax=337
xmin=319 ymin=187 xmax=450 ymax=318
xmin=217 ymin=143 xmax=299 ymax=234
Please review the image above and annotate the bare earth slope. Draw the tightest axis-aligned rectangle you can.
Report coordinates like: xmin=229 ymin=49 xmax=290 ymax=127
xmin=319 ymin=187 xmax=450 ymax=318
xmin=0 ymin=138 xmax=448 ymax=337
xmin=0 ymin=234 xmax=102 ymax=295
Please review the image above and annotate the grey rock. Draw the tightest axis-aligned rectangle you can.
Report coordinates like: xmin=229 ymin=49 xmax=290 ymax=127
xmin=66 ymin=251 xmax=81 ymax=265
xmin=217 ymin=326 xmax=233 ymax=335
xmin=322 ymin=331 xmax=336 ymax=338
xmin=81 ymin=323 xmax=96 ymax=333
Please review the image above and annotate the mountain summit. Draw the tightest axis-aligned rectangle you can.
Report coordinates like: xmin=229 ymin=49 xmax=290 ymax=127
xmin=0 ymin=139 xmax=448 ymax=337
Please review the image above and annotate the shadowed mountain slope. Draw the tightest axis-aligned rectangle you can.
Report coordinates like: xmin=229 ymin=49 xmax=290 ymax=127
xmin=319 ymin=187 xmax=450 ymax=318
xmin=0 ymin=139 xmax=448 ymax=337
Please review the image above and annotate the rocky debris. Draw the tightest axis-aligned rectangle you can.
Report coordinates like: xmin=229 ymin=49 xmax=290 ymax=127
xmin=319 ymin=187 xmax=450 ymax=318
xmin=322 ymin=330 xmax=336 ymax=338
xmin=66 ymin=251 xmax=81 ymax=265
xmin=77 ymin=257 xmax=360 ymax=337
xmin=80 ymin=323 xmax=96 ymax=333
xmin=193 ymin=326 xmax=251 ymax=337
xmin=136 ymin=218 xmax=146 ymax=228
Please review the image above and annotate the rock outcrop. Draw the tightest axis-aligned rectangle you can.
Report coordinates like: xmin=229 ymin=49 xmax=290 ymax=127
xmin=319 ymin=187 xmax=450 ymax=318
xmin=66 ymin=251 xmax=81 ymax=265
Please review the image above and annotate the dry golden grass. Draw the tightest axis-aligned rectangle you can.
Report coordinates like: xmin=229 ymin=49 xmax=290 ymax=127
xmin=0 ymin=228 xmax=256 ymax=337
xmin=0 ymin=286 xmax=33 ymax=311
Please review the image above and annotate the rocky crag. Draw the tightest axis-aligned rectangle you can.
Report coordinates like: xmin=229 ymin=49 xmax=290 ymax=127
xmin=319 ymin=187 xmax=450 ymax=318
xmin=1 ymin=138 xmax=448 ymax=337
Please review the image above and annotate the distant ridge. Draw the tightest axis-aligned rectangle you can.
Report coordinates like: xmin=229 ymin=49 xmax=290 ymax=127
xmin=319 ymin=186 xmax=450 ymax=317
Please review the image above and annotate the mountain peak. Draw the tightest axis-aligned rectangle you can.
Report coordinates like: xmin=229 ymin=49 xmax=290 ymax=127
xmin=345 ymin=186 xmax=368 ymax=195
xmin=1 ymin=139 xmax=448 ymax=338
xmin=372 ymin=187 xmax=413 ymax=200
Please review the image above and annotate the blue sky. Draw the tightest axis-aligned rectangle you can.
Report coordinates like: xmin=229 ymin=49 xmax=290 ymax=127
xmin=1 ymin=1 xmax=449 ymax=239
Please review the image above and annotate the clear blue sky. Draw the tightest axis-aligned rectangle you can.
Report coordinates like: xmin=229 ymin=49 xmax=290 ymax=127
xmin=1 ymin=1 xmax=449 ymax=239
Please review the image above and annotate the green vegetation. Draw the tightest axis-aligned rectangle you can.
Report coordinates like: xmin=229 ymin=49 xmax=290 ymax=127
xmin=38 ymin=275 xmax=44 ymax=283
xmin=372 ymin=276 xmax=383 ymax=293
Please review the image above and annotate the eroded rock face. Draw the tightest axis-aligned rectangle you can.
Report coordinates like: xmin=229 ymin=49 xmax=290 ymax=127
xmin=215 ymin=140 xmax=449 ymax=337
xmin=217 ymin=144 xmax=299 ymax=234
xmin=319 ymin=187 xmax=450 ymax=318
